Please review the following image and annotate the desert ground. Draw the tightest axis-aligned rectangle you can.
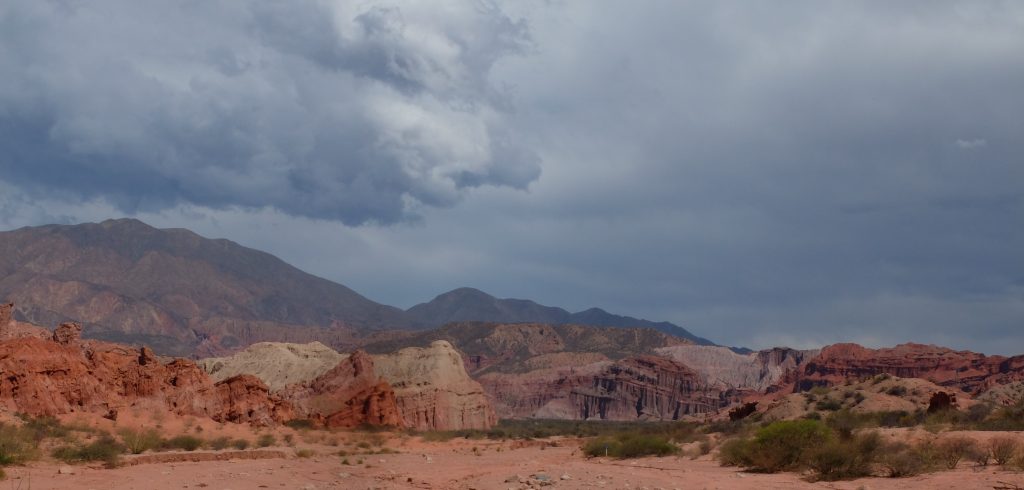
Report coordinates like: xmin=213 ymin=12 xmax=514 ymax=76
xmin=3 ymin=419 xmax=1022 ymax=490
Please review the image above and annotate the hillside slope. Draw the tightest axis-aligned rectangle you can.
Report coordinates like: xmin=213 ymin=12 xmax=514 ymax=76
xmin=407 ymin=287 xmax=715 ymax=345
xmin=0 ymin=219 xmax=409 ymax=355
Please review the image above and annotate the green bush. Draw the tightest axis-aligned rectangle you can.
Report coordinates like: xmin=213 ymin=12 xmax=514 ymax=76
xmin=52 ymin=435 xmax=124 ymax=467
xmin=119 ymin=428 xmax=162 ymax=454
xmin=805 ymin=431 xmax=882 ymax=481
xmin=879 ymin=442 xmax=932 ymax=477
xmin=231 ymin=439 xmax=250 ymax=450
xmin=256 ymin=434 xmax=276 ymax=448
xmin=815 ymin=398 xmax=843 ymax=411
xmin=164 ymin=435 xmax=204 ymax=452
xmin=285 ymin=419 xmax=315 ymax=430
xmin=0 ymin=424 xmax=39 ymax=465
xmin=583 ymin=433 xmax=679 ymax=459
xmin=886 ymin=385 xmax=908 ymax=397
xmin=208 ymin=436 xmax=231 ymax=451
xmin=716 ymin=437 xmax=753 ymax=467
xmin=747 ymin=420 xmax=833 ymax=472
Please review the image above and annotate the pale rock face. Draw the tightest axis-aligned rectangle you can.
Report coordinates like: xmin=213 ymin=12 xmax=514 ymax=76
xmin=198 ymin=342 xmax=348 ymax=392
xmin=372 ymin=340 xmax=496 ymax=430
xmin=655 ymin=345 xmax=817 ymax=391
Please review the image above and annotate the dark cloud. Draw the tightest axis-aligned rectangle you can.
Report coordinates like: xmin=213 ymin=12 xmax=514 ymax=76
xmin=1 ymin=1 xmax=1022 ymax=354
xmin=0 ymin=1 xmax=539 ymax=225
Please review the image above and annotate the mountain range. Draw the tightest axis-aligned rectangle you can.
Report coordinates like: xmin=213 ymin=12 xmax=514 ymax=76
xmin=0 ymin=219 xmax=712 ymax=355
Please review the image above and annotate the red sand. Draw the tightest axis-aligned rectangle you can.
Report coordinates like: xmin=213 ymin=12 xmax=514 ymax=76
xmin=4 ymin=434 xmax=1023 ymax=490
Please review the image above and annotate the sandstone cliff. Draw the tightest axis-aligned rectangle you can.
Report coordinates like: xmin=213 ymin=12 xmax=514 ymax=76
xmin=197 ymin=340 xmax=491 ymax=430
xmin=279 ymin=350 xmax=401 ymax=428
xmin=655 ymin=344 xmax=816 ymax=391
xmin=198 ymin=342 xmax=348 ymax=391
xmin=0 ymin=317 xmax=290 ymax=424
xmin=569 ymin=356 xmax=730 ymax=420
xmin=792 ymin=343 xmax=1024 ymax=394
xmin=372 ymin=341 xmax=496 ymax=430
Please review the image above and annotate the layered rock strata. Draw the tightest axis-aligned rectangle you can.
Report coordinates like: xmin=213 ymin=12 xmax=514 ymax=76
xmin=0 ymin=320 xmax=290 ymax=425
xmin=792 ymin=343 xmax=1024 ymax=394
xmin=279 ymin=350 xmax=401 ymax=428
xmin=372 ymin=341 xmax=496 ymax=430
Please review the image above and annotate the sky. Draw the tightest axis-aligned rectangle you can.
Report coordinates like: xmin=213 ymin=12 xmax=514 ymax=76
xmin=1 ymin=1 xmax=1022 ymax=354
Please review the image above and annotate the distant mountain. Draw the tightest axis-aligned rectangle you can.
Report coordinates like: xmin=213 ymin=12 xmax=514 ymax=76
xmin=0 ymin=220 xmax=719 ymax=356
xmin=0 ymin=219 xmax=407 ymax=355
xmin=406 ymin=287 xmax=716 ymax=346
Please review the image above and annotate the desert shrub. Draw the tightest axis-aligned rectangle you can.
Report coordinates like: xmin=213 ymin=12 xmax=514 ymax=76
xmin=52 ymin=435 xmax=124 ymax=467
xmin=164 ymin=435 xmax=204 ymax=452
xmin=876 ymin=441 xmax=937 ymax=478
xmin=747 ymin=420 xmax=833 ymax=473
xmin=965 ymin=403 xmax=993 ymax=424
xmin=0 ymin=424 xmax=39 ymax=465
xmin=583 ymin=433 xmax=679 ymax=459
xmin=19 ymin=415 xmax=70 ymax=440
xmin=231 ymin=439 xmax=250 ymax=450
xmin=119 ymin=428 xmax=162 ymax=454
xmin=805 ymin=431 xmax=882 ymax=481
xmin=989 ymin=436 xmax=1021 ymax=465
xmin=294 ymin=448 xmax=315 ymax=458
xmin=285 ymin=419 xmax=315 ymax=430
xmin=825 ymin=409 xmax=862 ymax=439
xmin=256 ymin=434 xmax=276 ymax=448
xmin=886 ymin=385 xmax=908 ymax=397
xmin=816 ymin=398 xmax=843 ymax=411
xmin=936 ymin=436 xmax=976 ymax=469
xmin=208 ymin=436 xmax=231 ymax=451
xmin=967 ymin=444 xmax=990 ymax=466
xmin=716 ymin=438 xmax=753 ymax=466
xmin=697 ymin=439 xmax=713 ymax=456
xmin=978 ymin=399 xmax=1024 ymax=431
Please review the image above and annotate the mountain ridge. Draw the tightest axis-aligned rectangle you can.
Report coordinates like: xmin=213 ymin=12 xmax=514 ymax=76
xmin=0 ymin=219 xmax=716 ymax=354
xmin=407 ymin=287 xmax=715 ymax=346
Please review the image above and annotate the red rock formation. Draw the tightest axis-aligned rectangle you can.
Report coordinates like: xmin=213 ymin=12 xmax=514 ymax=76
xmin=0 ymin=324 xmax=290 ymax=424
xmin=373 ymin=341 xmax=497 ymax=430
xmin=0 ymin=303 xmax=11 ymax=328
xmin=569 ymin=356 xmax=732 ymax=420
xmin=791 ymin=343 xmax=1024 ymax=395
xmin=280 ymin=350 xmax=402 ymax=428
xmin=52 ymin=322 xmax=82 ymax=345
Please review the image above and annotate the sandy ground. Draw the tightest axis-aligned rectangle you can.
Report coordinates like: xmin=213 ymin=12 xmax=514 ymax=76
xmin=3 ymin=434 xmax=1023 ymax=490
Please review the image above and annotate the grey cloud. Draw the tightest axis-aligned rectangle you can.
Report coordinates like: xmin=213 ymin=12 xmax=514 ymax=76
xmin=1 ymin=1 xmax=1022 ymax=354
xmin=0 ymin=1 xmax=539 ymax=225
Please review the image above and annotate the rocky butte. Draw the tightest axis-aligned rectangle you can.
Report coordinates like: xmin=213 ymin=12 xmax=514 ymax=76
xmin=0 ymin=312 xmax=291 ymax=425
xmin=196 ymin=339 xmax=495 ymax=430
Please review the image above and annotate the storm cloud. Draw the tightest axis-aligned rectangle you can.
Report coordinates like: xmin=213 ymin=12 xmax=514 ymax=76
xmin=0 ymin=1 xmax=538 ymax=225
xmin=1 ymin=1 xmax=1022 ymax=353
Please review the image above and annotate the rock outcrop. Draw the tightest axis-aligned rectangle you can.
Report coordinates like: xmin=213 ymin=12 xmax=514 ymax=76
xmin=198 ymin=342 xmax=348 ymax=391
xmin=569 ymin=356 xmax=729 ymax=420
xmin=280 ymin=350 xmax=401 ymax=428
xmin=791 ymin=343 xmax=1024 ymax=395
xmin=372 ymin=341 xmax=496 ymax=430
xmin=655 ymin=344 xmax=816 ymax=391
xmin=0 ymin=303 xmax=11 ymax=329
xmin=0 ymin=323 xmax=291 ymax=424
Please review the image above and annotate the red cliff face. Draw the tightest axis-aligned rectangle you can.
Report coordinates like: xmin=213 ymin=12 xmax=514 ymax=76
xmin=0 ymin=318 xmax=290 ymax=425
xmin=793 ymin=343 xmax=1024 ymax=394
xmin=279 ymin=350 xmax=402 ymax=428
xmin=569 ymin=356 xmax=731 ymax=420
